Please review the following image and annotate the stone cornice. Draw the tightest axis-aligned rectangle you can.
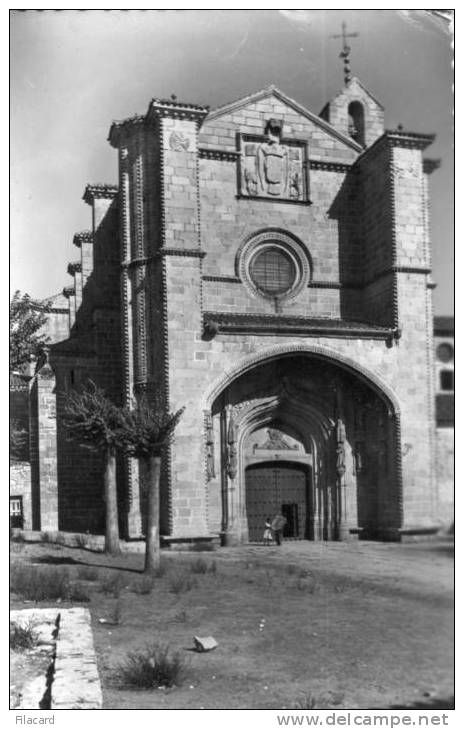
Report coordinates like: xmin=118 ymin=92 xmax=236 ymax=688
xmin=62 ymin=286 xmax=75 ymax=299
xmin=108 ymin=115 xmax=146 ymax=147
xmin=156 ymin=247 xmax=206 ymax=259
xmin=122 ymin=249 xmax=206 ymax=269
xmin=146 ymin=98 xmax=210 ymax=125
xmin=202 ymin=312 xmax=399 ymax=341
xmin=67 ymin=261 xmax=82 ymax=276
xmin=73 ymin=231 xmax=93 ymax=248
xmin=356 ymin=130 xmax=436 ymax=167
xmin=309 ymin=160 xmax=353 ymax=173
xmin=385 ymin=130 xmax=436 ymax=149
xmin=199 ymin=148 xmax=241 ymax=162
xmin=366 ymin=266 xmax=432 ymax=287
xmin=83 ymin=184 xmax=118 ymax=205
xmin=423 ymin=158 xmax=441 ymax=175
xmin=202 ymin=275 xmax=242 ymax=284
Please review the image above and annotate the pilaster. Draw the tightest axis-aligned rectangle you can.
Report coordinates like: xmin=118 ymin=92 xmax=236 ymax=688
xmin=29 ymin=352 xmax=59 ymax=531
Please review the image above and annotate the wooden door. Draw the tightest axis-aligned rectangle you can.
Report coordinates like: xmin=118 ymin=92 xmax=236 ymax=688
xmin=245 ymin=462 xmax=309 ymax=542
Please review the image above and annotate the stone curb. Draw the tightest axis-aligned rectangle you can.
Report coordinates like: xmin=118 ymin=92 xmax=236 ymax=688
xmin=51 ymin=608 xmax=102 ymax=709
xmin=10 ymin=607 xmax=102 ymax=710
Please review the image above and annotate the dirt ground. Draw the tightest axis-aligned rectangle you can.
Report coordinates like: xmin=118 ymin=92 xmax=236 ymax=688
xmin=10 ymin=538 xmax=454 ymax=710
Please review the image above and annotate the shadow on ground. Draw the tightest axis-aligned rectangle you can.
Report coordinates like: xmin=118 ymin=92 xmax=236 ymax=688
xmin=377 ymin=696 xmax=454 ymax=710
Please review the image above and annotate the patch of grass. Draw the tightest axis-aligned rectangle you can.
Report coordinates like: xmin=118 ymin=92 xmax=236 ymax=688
xmin=172 ymin=609 xmax=188 ymax=623
xmin=74 ymin=534 xmax=89 ymax=549
xmin=67 ymin=582 xmax=91 ymax=602
xmin=100 ymin=573 xmax=126 ymax=597
xmin=130 ymin=575 xmax=155 ymax=594
xmin=187 ymin=558 xmax=217 ymax=575
xmin=286 ymin=564 xmax=309 ymax=579
xmin=169 ymin=571 xmax=197 ymax=594
xmin=295 ymin=576 xmax=319 ymax=593
xmin=191 ymin=541 xmax=215 ymax=552
xmin=77 ymin=565 xmax=100 ymax=582
xmin=10 ymin=563 xmax=70 ymax=601
xmin=109 ymin=598 xmax=123 ymax=625
xmin=294 ymin=691 xmax=344 ymax=709
xmin=10 ymin=541 xmax=25 ymax=554
xmin=10 ymin=619 xmax=38 ymax=651
xmin=115 ymin=644 xmax=186 ymax=689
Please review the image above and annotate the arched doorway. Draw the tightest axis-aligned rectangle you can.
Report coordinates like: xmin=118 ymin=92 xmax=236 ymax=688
xmin=245 ymin=460 xmax=311 ymax=542
xmin=210 ymin=352 xmax=401 ymax=544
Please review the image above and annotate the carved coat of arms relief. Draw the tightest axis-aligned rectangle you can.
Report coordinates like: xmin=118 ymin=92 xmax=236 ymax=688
xmin=240 ymin=121 xmax=306 ymax=201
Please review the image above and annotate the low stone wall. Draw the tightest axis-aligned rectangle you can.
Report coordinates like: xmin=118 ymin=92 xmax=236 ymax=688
xmin=10 ymin=607 xmax=102 ymax=710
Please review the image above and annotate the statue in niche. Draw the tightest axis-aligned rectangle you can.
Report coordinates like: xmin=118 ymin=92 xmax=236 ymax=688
xmin=226 ymin=411 xmax=238 ymax=480
xmin=335 ymin=417 xmax=346 ymax=478
xmin=289 ymin=171 xmax=301 ymax=199
xmin=257 ymin=119 xmax=289 ymax=197
xmin=353 ymin=441 xmax=364 ymax=474
xmin=205 ymin=413 xmax=215 ymax=481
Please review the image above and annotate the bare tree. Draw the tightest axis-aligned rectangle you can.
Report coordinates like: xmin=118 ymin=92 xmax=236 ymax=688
xmin=64 ymin=381 xmax=127 ymax=555
xmin=124 ymin=395 xmax=184 ymax=573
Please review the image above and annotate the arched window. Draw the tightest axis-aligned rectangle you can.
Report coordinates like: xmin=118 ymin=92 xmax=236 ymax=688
xmin=348 ymin=101 xmax=365 ymax=146
xmin=440 ymin=370 xmax=454 ymax=392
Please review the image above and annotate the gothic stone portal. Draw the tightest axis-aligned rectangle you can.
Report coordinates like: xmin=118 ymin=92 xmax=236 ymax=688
xmin=211 ymin=354 xmax=400 ymax=543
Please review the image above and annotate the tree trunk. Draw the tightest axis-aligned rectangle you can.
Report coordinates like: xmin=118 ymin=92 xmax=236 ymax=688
xmin=104 ymin=447 xmax=121 ymax=555
xmin=144 ymin=454 xmax=161 ymax=573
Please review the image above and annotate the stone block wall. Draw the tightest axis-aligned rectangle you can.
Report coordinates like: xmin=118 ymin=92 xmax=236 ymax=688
xmin=435 ymin=428 xmax=454 ymax=528
xmin=10 ymin=462 xmax=32 ymax=529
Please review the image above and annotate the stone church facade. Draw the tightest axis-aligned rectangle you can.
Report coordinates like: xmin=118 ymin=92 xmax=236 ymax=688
xmin=12 ymin=77 xmax=447 ymax=543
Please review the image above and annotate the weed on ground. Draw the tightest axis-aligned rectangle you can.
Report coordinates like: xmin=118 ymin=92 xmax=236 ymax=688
xmin=114 ymin=644 xmax=186 ymax=689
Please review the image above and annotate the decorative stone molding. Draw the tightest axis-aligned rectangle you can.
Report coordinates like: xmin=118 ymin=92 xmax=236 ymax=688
xmin=108 ymin=114 xmax=146 ymax=148
xmin=385 ymin=129 xmax=436 ymax=150
xmin=67 ymin=261 xmax=82 ymax=276
xmin=83 ymin=184 xmax=118 ymax=205
xmin=366 ymin=266 xmax=432 ymax=287
xmin=199 ymin=148 xmax=241 ymax=162
xmin=203 ymin=342 xmax=402 ymax=418
xmin=203 ymin=312 xmax=398 ymax=341
xmin=147 ymin=98 xmax=209 ymax=125
xmin=236 ymin=228 xmax=311 ymax=305
xmin=202 ymin=275 xmax=241 ymax=284
xmin=355 ymin=129 xmax=435 ymax=169
xmin=156 ymin=247 xmax=206 ymax=258
xmin=309 ymin=160 xmax=353 ymax=173
xmin=72 ymin=231 xmax=93 ymax=248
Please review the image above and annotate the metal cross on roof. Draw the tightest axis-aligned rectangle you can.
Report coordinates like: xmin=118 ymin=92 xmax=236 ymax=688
xmin=331 ymin=21 xmax=359 ymax=85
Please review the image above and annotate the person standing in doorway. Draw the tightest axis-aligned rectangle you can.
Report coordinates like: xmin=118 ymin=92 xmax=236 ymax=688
xmin=271 ymin=512 xmax=287 ymax=546
xmin=263 ymin=516 xmax=274 ymax=545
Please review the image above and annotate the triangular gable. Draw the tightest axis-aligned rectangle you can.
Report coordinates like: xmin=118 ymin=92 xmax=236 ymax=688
xmin=329 ymin=77 xmax=385 ymax=111
xmin=205 ymin=85 xmax=362 ymax=152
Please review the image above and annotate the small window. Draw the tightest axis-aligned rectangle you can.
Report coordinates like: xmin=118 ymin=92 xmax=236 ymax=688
xmin=437 ymin=343 xmax=453 ymax=363
xmin=10 ymin=496 xmax=23 ymax=529
xmin=348 ymin=101 xmax=365 ymax=146
xmin=440 ymin=370 xmax=454 ymax=391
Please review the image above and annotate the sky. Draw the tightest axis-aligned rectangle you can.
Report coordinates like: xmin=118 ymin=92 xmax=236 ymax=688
xmin=10 ymin=9 xmax=454 ymax=314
